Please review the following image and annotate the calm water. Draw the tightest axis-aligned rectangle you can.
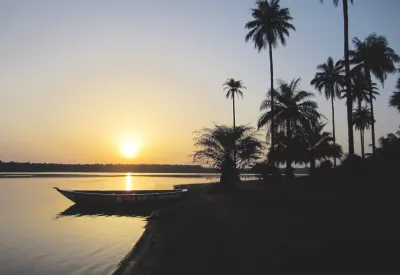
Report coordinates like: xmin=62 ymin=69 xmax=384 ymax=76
xmin=0 ymin=173 xmax=211 ymax=275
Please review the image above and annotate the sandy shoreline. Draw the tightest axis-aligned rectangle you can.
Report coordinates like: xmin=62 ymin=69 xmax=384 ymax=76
xmin=111 ymin=180 xmax=399 ymax=275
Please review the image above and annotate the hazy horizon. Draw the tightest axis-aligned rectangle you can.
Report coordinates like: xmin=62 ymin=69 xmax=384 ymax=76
xmin=1 ymin=0 xmax=399 ymax=164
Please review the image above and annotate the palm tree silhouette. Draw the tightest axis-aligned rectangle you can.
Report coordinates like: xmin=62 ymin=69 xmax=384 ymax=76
xmin=389 ymin=91 xmax=400 ymax=113
xmin=319 ymin=0 xmax=355 ymax=156
xmin=258 ymin=78 xmax=321 ymax=175
xmin=310 ymin=57 xmax=345 ymax=167
xmin=352 ymin=106 xmax=374 ymax=159
xmin=350 ymin=33 xmax=400 ymax=152
xmin=270 ymin=122 xmax=342 ymax=173
xmin=348 ymin=71 xmax=379 ymax=158
xmin=193 ymin=125 xmax=263 ymax=187
xmin=223 ymin=78 xmax=246 ymax=135
xmin=302 ymin=122 xmax=342 ymax=171
xmin=389 ymin=76 xmax=400 ymax=113
xmin=223 ymin=78 xmax=246 ymax=172
xmin=245 ymin=0 xmax=295 ymax=160
xmin=349 ymin=69 xmax=379 ymax=109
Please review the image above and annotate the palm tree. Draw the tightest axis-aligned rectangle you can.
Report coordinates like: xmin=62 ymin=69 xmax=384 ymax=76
xmin=347 ymin=70 xmax=379 ymax=158
xmin=319 ymin=0 xmax=355 ymax=156
xmin=270 ymin=123 xmax=342 ymax=173
xmin=223 ymin=78 xmax=246 ymax=173
xmin=223 ymin=78 xmax=246 ymax=134
xmin=350 ymin=33 xmax=400 ymax=152
xmin=352 ymin=106 xmax=374 ymax=159
xmin=389 ymin=76 xmax=400 ymax=113
xmin=301 ymin=122 xmax=342 ymax=172
xmin=267 ymin=130 xmax=303 ymax=170
xmin=245 ymin=0 xmax=295 ymax=158
xmin=258 ymin=78 xmax=321 ymax=175
xmin=390 ymin=91 xmax=400 ymax=113
xmin=349 ymin=69 xmax=379 ymax=110
xmin=193 ymin=125 xmax=263 ymax=187
xmin=310 ymin=57 xmax=345 ymax=167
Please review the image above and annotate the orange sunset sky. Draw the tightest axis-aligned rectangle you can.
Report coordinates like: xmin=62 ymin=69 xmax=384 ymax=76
xmin=1 ymin=0 xmax=399 ymax=164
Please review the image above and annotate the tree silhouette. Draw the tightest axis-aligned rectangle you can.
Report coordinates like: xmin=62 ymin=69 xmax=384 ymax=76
xmin=319 ymin=0 xmax=355 ymax=156
xmin=245 ymin=0 xmax=295 ymax=161
xmin=350 ymin=33 xmax=400 ymax=153
xmin=301 ymin=122 xmax=342 ymax=171
xmin=310 ymin=57 xmax=345 ymax=167
xmin=389 ymin=76 xmax=400 ymax=113
xmin=352 ymin=106 xmax=374 ymax=159
xmin=258 ymin=78 xmax=321 ymax=175
xmin=193 ymin=125 xmax=263 ymax=187
xmin=223 ymin=78 xmax=246 ymax=172
xmin=347 ymin=69 xmax=379 ymax=108
xmin=269 ymin=122 xmax=341 ymax=173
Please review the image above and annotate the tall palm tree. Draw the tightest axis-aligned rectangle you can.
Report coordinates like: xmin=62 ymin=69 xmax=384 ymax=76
xmin=389 ymin=76 xmax=400 ymax=113
xmin=223 ymin=78 xmax=246 ymax=172
xmin=350 ymin=33 xmax=400 ymax=152
xmin=319 ymin=0 xmax=355 ymax=156
xmin=352 ymin=106 xmax=374 ymax=159
xmin=223 ymin=78 xmax=246 ymax=134
xmin=347 ymin=70 xmax=379 ymax=158
xmin=258 ymin=78 xmax=321 ymax=175
xmin=193 ymin=125 xmax=263 ymax=187
xmin=245 ymin=0 xmax=295 ymax=159
xmin=310 ymin=57 xmax=345 ymax=167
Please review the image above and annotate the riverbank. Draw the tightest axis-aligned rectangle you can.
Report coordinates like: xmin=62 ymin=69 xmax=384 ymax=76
xmin=113 ymin=180 xmax=400 ymax=275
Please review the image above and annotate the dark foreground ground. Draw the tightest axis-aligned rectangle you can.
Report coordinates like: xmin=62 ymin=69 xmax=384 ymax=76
xmin=114 ymin=181 xmax=400 ymax=275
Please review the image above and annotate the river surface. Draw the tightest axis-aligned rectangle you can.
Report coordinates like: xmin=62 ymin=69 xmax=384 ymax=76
xmin=0 ymin=173 xmax=216 ymax=275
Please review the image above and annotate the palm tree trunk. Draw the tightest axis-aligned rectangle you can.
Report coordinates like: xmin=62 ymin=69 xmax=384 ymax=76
xmin=366 ymin=69 xmax=376 ymax=153
xmin=360 ymin=129 xmax=365 ymax=159
xmin=358 ymin=100 xmax=365 ymax=159
xmin=286 ymin=119 xmax=292 ymax=176
xmin=268 ymin=42 xmax=275 ymax=164
xmin=232 ymin=96 xmax=237 ymax=173
xmin=331 ymin=95 xmax=337 ymax=167
xmin=343 ymin=0 xmax=355 ymax=156
xmin=310 ymin=158 xmax=316 ymax=171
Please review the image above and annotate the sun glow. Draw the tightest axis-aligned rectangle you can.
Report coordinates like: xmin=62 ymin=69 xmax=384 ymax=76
xmin=119 ymin=140 xmax=141 ymax=158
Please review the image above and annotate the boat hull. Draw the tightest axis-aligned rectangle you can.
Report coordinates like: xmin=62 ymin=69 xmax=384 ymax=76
xmin=54 ymin=187 xmax=188 ymax=205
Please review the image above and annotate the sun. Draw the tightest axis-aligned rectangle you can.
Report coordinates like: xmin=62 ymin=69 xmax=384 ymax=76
xmin=119 ymin=140 xmax=141 ymax=158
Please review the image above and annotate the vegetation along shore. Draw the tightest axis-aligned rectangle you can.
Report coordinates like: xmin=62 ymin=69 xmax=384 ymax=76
xmin=114 ymin=0 xmax=400 ymax=274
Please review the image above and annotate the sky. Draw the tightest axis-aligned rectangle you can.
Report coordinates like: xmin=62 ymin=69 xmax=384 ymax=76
xmin=0 ymin=0 xmax=399 ymax=164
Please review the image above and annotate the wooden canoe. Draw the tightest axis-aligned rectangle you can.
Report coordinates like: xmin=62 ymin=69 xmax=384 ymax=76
xmin=54 ymin=187 xmax=188 ymax=205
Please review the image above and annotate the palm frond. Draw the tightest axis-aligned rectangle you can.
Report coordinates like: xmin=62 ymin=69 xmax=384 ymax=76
xmin=245 ymin=0 xmax=295 ymax=51
xmin=223 ymin=78 xmax=246 ymax=99
xmin=389 ymin=91 xmax=400 ymax=113
xmin=193 ymin=125 xmax=263 ymax=172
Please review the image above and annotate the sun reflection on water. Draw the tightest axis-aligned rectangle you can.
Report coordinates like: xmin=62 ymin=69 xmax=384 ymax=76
xmin=126 ymin=173 xmax=132 ymax=190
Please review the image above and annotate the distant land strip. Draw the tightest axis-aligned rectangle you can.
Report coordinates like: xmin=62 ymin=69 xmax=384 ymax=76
xmin=0 ymin=162 xmax=216 ymax=173
xmin=0 ymin=161 xmax=309 ymax=175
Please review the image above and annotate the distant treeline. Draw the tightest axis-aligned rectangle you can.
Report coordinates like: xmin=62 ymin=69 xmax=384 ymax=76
xmin=0 ymin=161 xmax=309 ymax=174
xmin=0 ymin=161 xmax=217 ymax=173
